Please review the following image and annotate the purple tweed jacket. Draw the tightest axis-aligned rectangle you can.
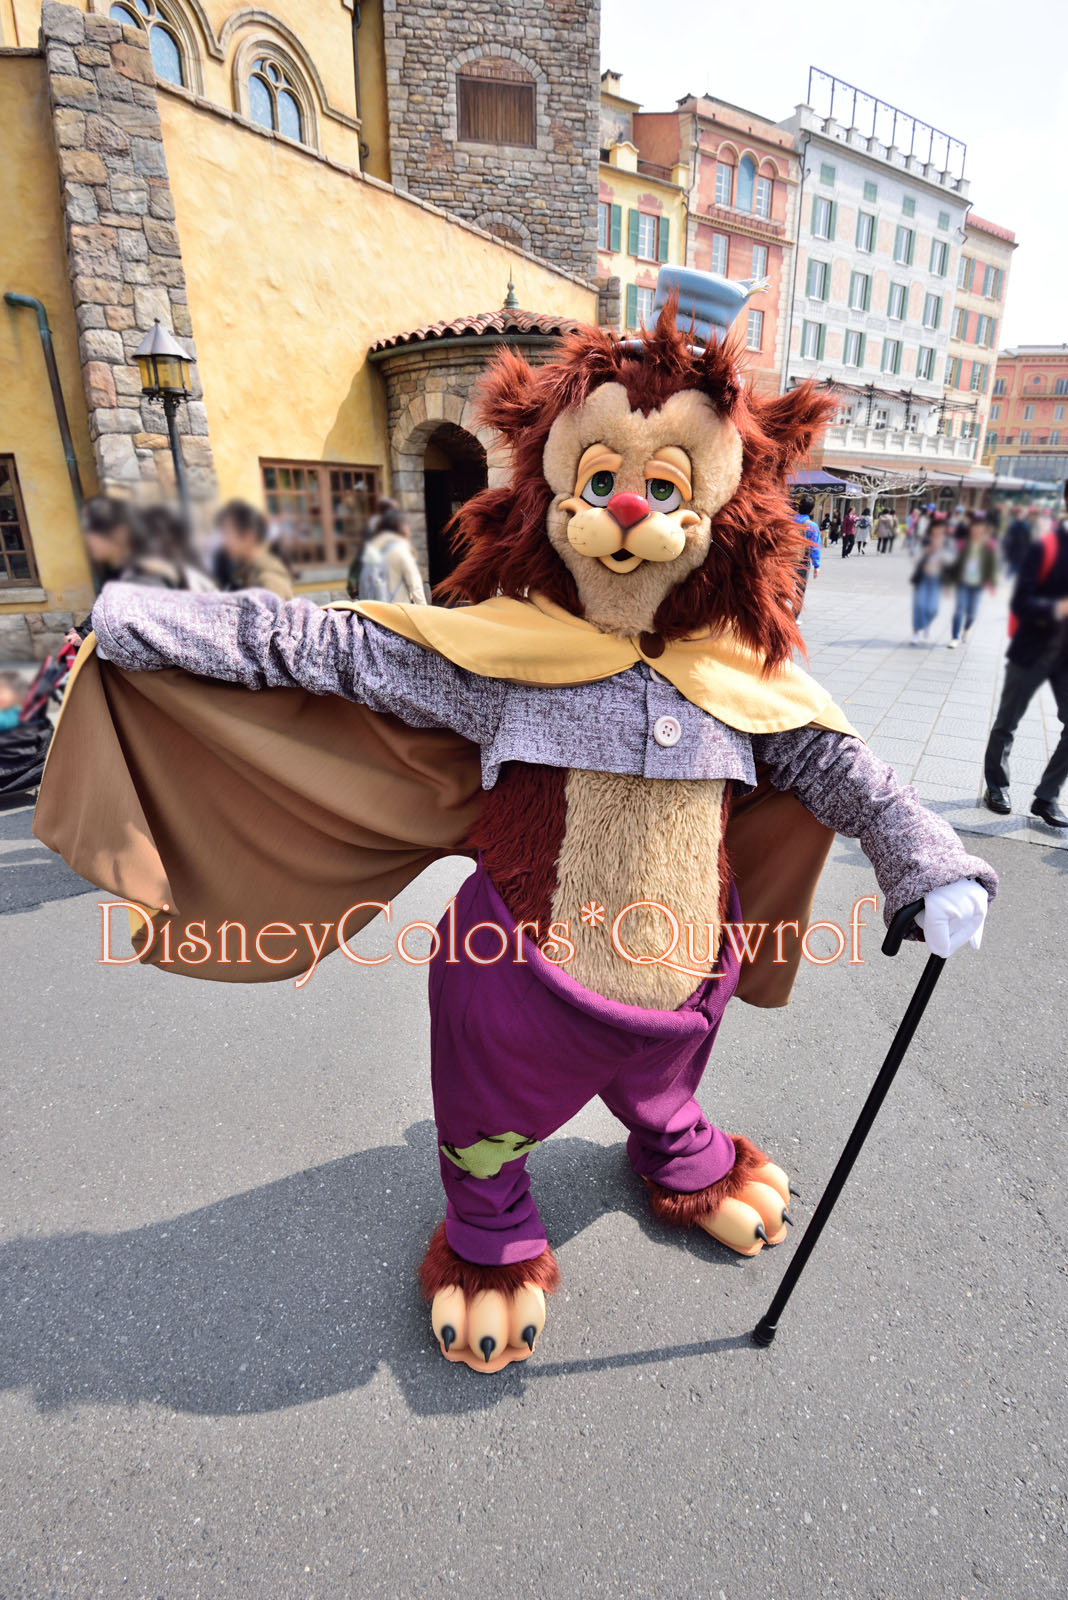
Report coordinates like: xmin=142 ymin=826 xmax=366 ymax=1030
xmin=91 ymin=584 xmax=998 ymax=925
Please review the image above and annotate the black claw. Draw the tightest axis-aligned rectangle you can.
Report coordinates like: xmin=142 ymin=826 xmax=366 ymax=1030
xmin=782 ymin=1209 xmax=794 ymax=1226
xmin=789 ymin=1184 xmax=801 ymax=1198
xmin=440 ymin=1324 xmax=455 ymax=1352
xmin=755 ymin=1222 xmax=770 ymax=1245
xmin=479 ymin=1335 xmax=496 ymax=1364
xmin=522 ymin=1325 xmax=536 ymax=1352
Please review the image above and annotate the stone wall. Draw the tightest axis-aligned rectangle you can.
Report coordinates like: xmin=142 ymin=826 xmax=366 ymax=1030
xmin=375 ymin=338 xmax=569 ymax=573
xmin=40 ymin=2 xmax=215 ymax=502
xmin=382 ymin=0 xmax=600 ymax=282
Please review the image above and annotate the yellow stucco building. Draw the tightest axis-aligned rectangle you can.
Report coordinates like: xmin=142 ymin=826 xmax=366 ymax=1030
xmin=0 ymin=0 xmax=600 ymax=655
xmin=597 ymin=72 xmax=688 ymax=331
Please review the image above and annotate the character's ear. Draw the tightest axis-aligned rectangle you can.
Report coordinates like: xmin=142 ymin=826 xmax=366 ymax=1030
xmin=750 ymin=381 xmax=836 ymax=474
xmin=474 ymin=347 xmax=548 ymax=444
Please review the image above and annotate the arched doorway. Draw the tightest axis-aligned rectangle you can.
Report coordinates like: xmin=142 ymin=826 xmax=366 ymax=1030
xmin=422 ymin=423 xmax=488 ymax=588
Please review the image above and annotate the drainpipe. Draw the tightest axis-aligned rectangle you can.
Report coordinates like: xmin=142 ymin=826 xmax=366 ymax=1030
xmin=5 ymin=292 xmax=84 ymax=511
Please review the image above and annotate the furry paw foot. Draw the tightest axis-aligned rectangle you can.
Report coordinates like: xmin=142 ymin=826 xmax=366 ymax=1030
xmin=431 ymin=1284 xmax=547 ymax=1373
xmin=418 ymin=1222 xmax=560 ymax=1373
xmin=696 ymin=1159 xmax=792 ymax=1256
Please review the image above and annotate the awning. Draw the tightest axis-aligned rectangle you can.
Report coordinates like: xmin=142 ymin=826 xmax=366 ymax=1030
xmin=788 ymin=468 xmax=862 ymax=493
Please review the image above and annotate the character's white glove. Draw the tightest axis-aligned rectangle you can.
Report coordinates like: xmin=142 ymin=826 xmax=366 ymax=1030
xmin=914 ymin=878 xmax=988 ymax=957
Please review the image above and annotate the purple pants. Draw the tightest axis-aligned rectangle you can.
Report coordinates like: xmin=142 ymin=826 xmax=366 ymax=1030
xmin=428 ymin=865 xmax=742 ymax=1266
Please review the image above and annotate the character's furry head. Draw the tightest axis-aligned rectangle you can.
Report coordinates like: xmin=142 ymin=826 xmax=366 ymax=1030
xmin=439 ymin=301 xmax=834 ymax=665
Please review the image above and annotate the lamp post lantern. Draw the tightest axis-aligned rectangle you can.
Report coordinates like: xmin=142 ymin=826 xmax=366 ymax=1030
xmin=133 ymin=319 xmax=195 ymax=520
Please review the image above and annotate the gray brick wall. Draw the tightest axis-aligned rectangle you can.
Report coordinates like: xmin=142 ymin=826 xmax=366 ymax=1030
xmin=382 ymin=0 xmax=599 ymax=282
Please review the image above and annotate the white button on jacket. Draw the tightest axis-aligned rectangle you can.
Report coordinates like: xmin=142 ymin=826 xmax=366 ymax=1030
xmin=652 ymin=714 xmax=682 ymax=748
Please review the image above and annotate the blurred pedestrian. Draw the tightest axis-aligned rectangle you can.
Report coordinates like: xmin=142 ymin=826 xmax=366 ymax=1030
xmin=983 ymin=499 xmax=1068 ymax=828
xmin=854 ymin=507 xmax=872 ymax=553
xmin=840 ymin=505 xmax=856 ymax=557
xmin=1002 ymin=508 xmax=1033 ymax=577
xmin=875 ymin=507 xmax=896 ymax=553
xmin=910 ymin=511 xmax=949 ymax=644
xmin=349 ymin=496 xmax=427 ymax=604
xmin=793 ymin=493 xmax=821 ymax=613
xmin=82 ymin=496 xmax=214 ymax=591
xmin=0 ymin=672 xmax=25 ymax=733
xmin=216 ymin=500 xmax=292 ymax=599
xmin=945 ymin=510 xmax=998 ymax=648
xmin=828 ymin=511 xmax=842 ymax=546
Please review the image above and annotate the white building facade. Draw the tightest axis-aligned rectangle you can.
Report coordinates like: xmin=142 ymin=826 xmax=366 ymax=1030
xmin=780 ymin=80 xmax=979 ymax=492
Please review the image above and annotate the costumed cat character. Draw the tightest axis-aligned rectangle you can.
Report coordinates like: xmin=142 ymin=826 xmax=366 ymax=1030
xmin=35 ymin=267 xmax=995 ymax=1374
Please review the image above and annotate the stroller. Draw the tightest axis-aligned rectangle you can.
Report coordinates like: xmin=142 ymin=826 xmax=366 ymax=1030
xmin=0 ymin=636 xmax=78 ymax=799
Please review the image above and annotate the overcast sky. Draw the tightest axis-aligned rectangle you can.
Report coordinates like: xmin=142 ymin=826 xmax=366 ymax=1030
xmin=601 ymin=0 xmax=1067 ymax=349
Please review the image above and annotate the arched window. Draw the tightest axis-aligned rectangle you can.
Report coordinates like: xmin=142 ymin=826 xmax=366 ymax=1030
xmin=736 ymin=155 xmax=756 ymax=213
xmin=248 ymin=56 xmax=304 ymax=143
xmin=109 ymin=0 xmax=185 ymax=88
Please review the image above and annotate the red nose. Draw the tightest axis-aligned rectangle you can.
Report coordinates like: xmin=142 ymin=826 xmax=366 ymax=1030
xmin=606 ymin=492 xmax=650 ymax=530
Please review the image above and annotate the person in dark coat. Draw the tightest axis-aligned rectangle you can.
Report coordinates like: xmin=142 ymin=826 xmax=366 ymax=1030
xmin=983 ymin=498 xmax=1068 ymax=827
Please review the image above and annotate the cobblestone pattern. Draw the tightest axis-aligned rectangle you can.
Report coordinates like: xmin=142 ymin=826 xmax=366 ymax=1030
xmin=381 ymin=0 xmax=600 ymax=281
xmin=40 ymin=2 xmax=216 ymax=502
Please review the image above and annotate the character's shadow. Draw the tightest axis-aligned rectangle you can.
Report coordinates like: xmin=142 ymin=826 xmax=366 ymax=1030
xmin=1 ymin=1122 xmax=755 ymax=1420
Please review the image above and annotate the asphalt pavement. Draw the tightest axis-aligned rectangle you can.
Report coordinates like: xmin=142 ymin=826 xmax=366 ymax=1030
xmin=1 ymin=550 xmax=1065 ymax=1600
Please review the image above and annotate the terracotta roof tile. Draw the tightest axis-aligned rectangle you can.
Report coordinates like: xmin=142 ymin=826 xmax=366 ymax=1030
xmin=370 ymin=307 xmax=583 ymax=353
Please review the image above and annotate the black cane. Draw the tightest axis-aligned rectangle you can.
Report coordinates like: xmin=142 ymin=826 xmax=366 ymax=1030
xmin=751 ymin=899 xmax=945 ymax=1347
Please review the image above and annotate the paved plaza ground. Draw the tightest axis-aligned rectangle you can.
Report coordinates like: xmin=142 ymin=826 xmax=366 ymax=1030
xmin=1 ymin=553 xmax=1065 ymax=1599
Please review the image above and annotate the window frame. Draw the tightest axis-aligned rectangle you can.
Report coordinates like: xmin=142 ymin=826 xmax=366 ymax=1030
xmin=855 ymin=210 xmax=875 ymax=252
xmin=800 ymin=319 xmax=825 ymax=361
xmin=843 ymin=329 xmax=865 ymax=369
xmin=259 ymin=458 xmax=381 ymax=571
xmin=806 ymin=258 xmax=830 ymax=302
xmin=929 ymin=238 xmax=948 ymax=276
xmin=887 ymin=281 xmax=907 ymax=322
xmin=881 ymin=337 xmax=902 ymax=376
xmin=922 ymin=292 xmax=942 ymax=331
xmin=750 ymin=242 xmax=768 ymax=279
xmin=754 ymin=174 xmax=773 ymax=218
xmin=746 ymin=307 xmax=764 ymax=352
xmin=812 ymin=195 xmax=835 ymax=240
xmin=893 ymin=225 xmax=914 ymax=266
xmin=457 ymin=68 xmax=537 ymax=149
xmin=916 ymin=345 xmax=935 ymax=381
xmin=0 ymin=455 xmax=40 ymax=589
xmin=709 ymin=231 xmax=728 ymax=276
xmin=714 ymin=161 xmax=733 ymax=207
xmin=848 ymin=270 xmax=871 ymax=312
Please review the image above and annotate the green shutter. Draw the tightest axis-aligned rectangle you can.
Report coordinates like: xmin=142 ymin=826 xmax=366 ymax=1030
xmin=658 ymin=216 xmax=670 ymax=262
xmin=906 ymin=230 xmax=914 ymax=266
xmin=864 ymin=274 xmax=872 ymax=311
xmin=625 ymin=283 xmax=638 ymax=329
xmin=609 ymin=204 xmax=621 ymax=252
xmin=806 ymin=259 xmax=816 ymax=297
xmin=858 ymin=332 xmax=866 ymax=368
xmin=933 ymin=296 xmax=941 ymax=330
xmin=828 ymin=201 xmax=837 ymax=240
xmin=817 ymin=323 xmax=826 ymax=360
xmin=965 ymin=256 xmax=974 ymax=290
xmin=627 ymin=208 xmax=639 ymax=257
xmin=810 ymin=195 xmax=819 ymax=234
xmin=989 ymin=317 xmax=998 ymax=347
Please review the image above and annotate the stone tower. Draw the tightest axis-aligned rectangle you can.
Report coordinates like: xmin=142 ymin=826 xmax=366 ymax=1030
xmin=382 ymin=0 xmax=599 ymax=281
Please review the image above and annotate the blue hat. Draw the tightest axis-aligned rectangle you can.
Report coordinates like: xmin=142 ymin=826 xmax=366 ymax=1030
xmin=653 ymin=265 xmax=768 ymax=348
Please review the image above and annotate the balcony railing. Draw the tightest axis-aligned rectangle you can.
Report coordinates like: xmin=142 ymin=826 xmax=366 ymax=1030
xmin=824 ymin=424 xmax=978 ymax=462
xmin=636 ymin=157 xmax=674 ymax=182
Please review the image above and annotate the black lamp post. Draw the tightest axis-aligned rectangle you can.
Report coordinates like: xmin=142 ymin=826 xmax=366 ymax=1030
xmin=133 ymin=318 xmax=195 ymax=521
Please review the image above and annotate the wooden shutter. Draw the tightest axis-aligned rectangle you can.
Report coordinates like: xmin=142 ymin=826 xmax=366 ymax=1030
xmin=657 ymin=216 xmax=670 ymax=262
xmin=457 ymin=75 xmax=535 ymax=147
xmin=863 ymin=274 xmax=872 ymax=311
xmin=810 ymin=195 xmax=819 ymax=234
xmin=857 ymin=333 xmax=866 ymax=367
xmin=625 ymin=283 xmax=638 ymax=329
xmin=609 ymin=203 xmax=621 ymax=252
xmin=828 ymin=201 xmax=837 ymax=240
xmin=627 ymin=208 xmax=640 ymax=257
xmin=806 ymin=259 xmax=817 ymax=297
xmin=817 ymin=324 xmax=826 ymax=360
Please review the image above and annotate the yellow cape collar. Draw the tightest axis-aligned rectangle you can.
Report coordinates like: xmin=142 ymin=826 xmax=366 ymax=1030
xmin=331 ymin=593 xmax=856 ymax=738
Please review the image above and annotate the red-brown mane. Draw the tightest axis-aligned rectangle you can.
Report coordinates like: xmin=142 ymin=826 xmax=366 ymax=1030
xmin=437 ymin=302 xmax=834 ymax=666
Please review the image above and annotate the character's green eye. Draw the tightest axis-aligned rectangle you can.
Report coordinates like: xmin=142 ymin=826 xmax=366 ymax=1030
xmin=581 ymin=469 xmax=616 ymax=506
xmin=646 ymin=478 xmax=682 ymax=512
